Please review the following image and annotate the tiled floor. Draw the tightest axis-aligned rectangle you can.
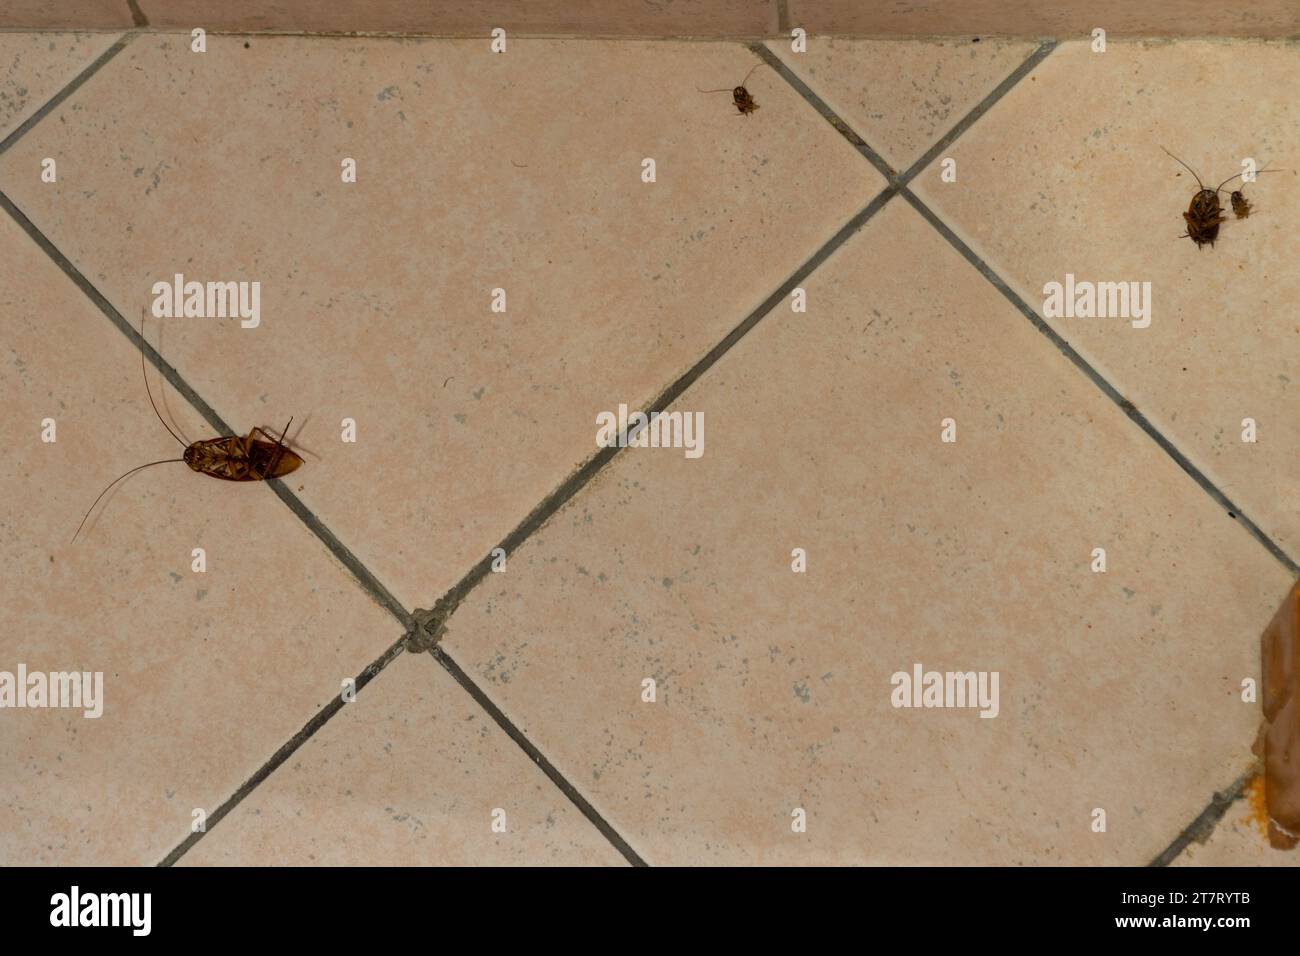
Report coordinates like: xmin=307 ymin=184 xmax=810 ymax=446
xmin=1 ymin=30 xmax=1296 ymax=866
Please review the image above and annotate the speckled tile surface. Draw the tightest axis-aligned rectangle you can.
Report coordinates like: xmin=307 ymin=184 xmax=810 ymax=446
xmin=0 ymin=209 xmax=397 ymax=865
xmin=1 ymin=31 xmax=1295 ymax=868
xmin=0 ymin=32 xmax=120 ymax=140
xmin=0 ymin=34 xmax=879 ymax=615
xmin=765 ymin=37 xmax=1039 ymax=171
xmin=913 ymin=40 xmax=1300 ymax=558
xmin=180 ymin=652 xmax=625 ymax=865
xmin=440 ymin=199 xmax=1293 ymax=865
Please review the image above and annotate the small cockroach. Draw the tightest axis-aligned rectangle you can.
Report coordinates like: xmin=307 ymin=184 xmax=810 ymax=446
xmin=1162 ymin=148 xmax=1280 ymax=248
xmin=72 ymin=313 xmax=304 ymax=542
xmin=1230 ymin=188 xmax=1251 ymax=219
xmin=697 ymin=63 xmax=762 ymax=116
xmin=1230 ymin=163 xmax=1282 ymax=219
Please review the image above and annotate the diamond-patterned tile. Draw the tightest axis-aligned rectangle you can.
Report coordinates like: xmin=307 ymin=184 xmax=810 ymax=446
xmin=181 ymin=651 xmax=626 ymax=865
xmin=0 ymin=35 xmax=880 ymax=614
xmin=766 ymin=37 xmax=1040 ymax=171
xmin=440 ymin=198 xmax=1293 ymax=864
xmin=0 ymin=31 xmax=121 ymax=141
xmin=0 ymin=208 xmax=402 ymax=865
xmin=913 ymin=39 xmax=1300 ymax=557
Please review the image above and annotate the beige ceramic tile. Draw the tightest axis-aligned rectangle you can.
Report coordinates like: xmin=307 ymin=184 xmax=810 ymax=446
xmin=913 ymin=40 xmax=1300 ymax=559
xmin=0 ymin=35 xmax=879 ymax=614
xmin=441 ymin=197 xmax=1294 ymax=865
xmin=0 ymin=32 xmax=122 ymax=141
xmin=766 ymin=37 xmax=1039 ymax=171
xmin=1174 ymin=776 xmax=1300 ymax=866
xmin=0 ymin=210 xmax=401 ymax=865
xmin=786 ymin=1 xmax=1300 ymax=38
xmin=180 ymin=651 xmax=624 ymax=865
xmin=138 ymin=0 xmax=778 ymax=36
xmin=0 ymin=3 xmax=132 ymax=31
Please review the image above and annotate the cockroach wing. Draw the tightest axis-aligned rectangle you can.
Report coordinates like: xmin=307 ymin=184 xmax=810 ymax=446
xmin=248 ymin=440 xmax=304 ymax=479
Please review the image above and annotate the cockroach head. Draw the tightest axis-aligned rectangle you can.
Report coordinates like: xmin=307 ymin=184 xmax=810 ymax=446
xmin=182 ymin=445 xmax=200 ymax=471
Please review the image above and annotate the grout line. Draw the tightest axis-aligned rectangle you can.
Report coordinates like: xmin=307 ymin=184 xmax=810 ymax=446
xmin=1149 ymin=769 xmax=1255 ymax=867
xmin=425 ymin=186 xmax=897 ymax=632
xmin=0 ymin=194 xmax=231 ymax=437
xmin=1 ymin=48 xmax=650 ymax=860
xmin=899 ymin=187 xmax=1299 ymax=577
xmin=0 ymin=190 xmax=417 ymax=623
xmin=158 ymin=638 xmax=408 ymax=866
xmin=427 ymin=647 xmax=648 ymax=866
xmin=896 ymin=40 xmax=1056 ymax=186
xmin=766 ymin=37 xmax=1297 ymax=867
xmin=380 ymin=188 xmax=901 ymax=865
xmin=0 ymin=32 xmax=134 ymax=158
xmin=747 ymin=41 xmax=897 ymax=182
xmin=126 ymin=0 xmax=149 ymax=28
xmin=5 ymin=180 xmax=636 ymax=862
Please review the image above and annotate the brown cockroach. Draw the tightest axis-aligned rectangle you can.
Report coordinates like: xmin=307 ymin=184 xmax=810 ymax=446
xmin=1230 ymin=163 xmax=1284 ymax=218
xmin=1230 ymin=188 xmax=1251 ymax=219
xmin=1161 ymin=148 xmax=1280 ymax=248
xmin=72 ymin=313 xmax=303 ymax=542
xmin=697 ymin=63 xmax=762 ymax=116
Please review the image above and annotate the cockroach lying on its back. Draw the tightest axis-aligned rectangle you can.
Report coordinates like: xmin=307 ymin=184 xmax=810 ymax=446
xmin=72 ymin=312 xmax=304 ymax=542
xmin=698 ymin=63 xmax=762 ymax=116
xmin=1161 ymin=147 xmax=1280 ymax=248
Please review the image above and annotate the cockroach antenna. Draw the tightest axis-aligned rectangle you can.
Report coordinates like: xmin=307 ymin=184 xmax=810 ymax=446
xmin=697 ymin=62 xmax=763 ymax=115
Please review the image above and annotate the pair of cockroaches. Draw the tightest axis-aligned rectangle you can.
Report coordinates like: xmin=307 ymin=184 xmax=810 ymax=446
xmin=72 ymin=312 xmax=304 ymax=542
xmin=1163 ymin=147 xmax=1279 ymax=249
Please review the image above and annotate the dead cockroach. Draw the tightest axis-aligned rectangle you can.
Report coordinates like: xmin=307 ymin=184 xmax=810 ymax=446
xmin=72 ymin=313 xmax=304 ymax=542
xmin=1230 ymin=188 xmax=1251 ymax=219
xmin=697 ymin=63 xmax=762 ymax=116
xmin=1161 ymin=148 xmax=1280 ymax=248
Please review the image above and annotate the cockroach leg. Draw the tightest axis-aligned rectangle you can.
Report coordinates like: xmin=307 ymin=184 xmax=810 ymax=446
xmin=254 ymin=423 xmax=319 ymax=460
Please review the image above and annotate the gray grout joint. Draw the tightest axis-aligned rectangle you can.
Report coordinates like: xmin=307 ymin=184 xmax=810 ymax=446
xmin=404 ymin=599 xmax=452 ymax=653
